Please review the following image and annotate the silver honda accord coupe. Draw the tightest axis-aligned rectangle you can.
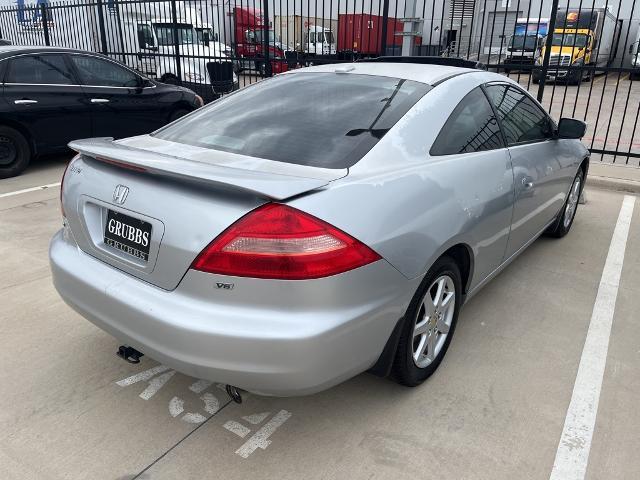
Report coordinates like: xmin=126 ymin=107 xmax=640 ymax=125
xmin=50 ymin=59 xmax=589 ymax=396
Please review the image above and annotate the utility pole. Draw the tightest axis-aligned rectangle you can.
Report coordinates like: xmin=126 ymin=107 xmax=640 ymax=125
xmin=398 ymin=0 xmax=422 ymax=56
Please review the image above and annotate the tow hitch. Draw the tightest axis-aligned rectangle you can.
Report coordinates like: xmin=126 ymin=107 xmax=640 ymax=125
xmin=117 ymin=345 xmax=144 ymax=364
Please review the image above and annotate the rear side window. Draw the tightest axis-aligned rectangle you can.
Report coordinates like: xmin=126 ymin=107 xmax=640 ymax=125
xmin=69 ymin=55 xmax=140 ymax=87
xmin=155 ymin=73 xmax=430 ymax=169
xmin=6 ymin=54 xmax=74 ymax=85
xmin=485 ymin=84 xmax=554 ymax=145
xmin=430 ymin=87 xmax=504 ymax=156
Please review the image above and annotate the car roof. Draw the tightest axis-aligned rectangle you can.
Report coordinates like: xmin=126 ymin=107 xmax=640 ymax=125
xmin=282 ymin=62 xmax=478 ymax=86
xmin=0 ymin=45 xmax=98 ymax=58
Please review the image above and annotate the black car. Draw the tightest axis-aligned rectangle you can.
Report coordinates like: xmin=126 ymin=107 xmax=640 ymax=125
xmin=0 ymin=46 xmax=204 ymax=178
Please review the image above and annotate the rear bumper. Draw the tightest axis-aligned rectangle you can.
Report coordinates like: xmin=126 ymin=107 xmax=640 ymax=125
xmin=50 ymin=229 xmax=414 ymax=396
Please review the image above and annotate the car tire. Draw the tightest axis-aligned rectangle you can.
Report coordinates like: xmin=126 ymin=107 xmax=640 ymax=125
xmin=169 ymin=108 xmax=190 ymax=122
xmin=0 ymin=125 xmax=31 ymax=179
xmin=547 ymin=170 xmax=584 ymax=238
xmin=392 ymin=255 xmax=462 ymax=387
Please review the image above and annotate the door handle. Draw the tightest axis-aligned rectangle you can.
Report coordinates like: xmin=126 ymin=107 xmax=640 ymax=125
xmin=522 ymin=177 xmax=534 ymax=189
xmin=14 ymin=99 xmax=38 ymax=104
xmin=91 ymin=98 xmax=110 ymax=103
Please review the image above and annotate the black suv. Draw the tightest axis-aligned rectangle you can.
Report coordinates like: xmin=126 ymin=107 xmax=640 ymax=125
xmin=0 ymin=46 xmax=203 ymax=178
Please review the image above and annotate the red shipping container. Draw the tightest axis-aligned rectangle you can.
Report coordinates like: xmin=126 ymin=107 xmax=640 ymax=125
xmin=337 ymin=14 xmax=409 ymax=54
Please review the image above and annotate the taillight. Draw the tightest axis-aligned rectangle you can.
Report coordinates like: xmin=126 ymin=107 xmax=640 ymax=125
xmin=191 ymin=204 xmax=381 ymax=280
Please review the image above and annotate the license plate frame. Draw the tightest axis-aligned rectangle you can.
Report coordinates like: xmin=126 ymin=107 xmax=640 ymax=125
xmin=104 ymin=209 xmax=153 ymax=262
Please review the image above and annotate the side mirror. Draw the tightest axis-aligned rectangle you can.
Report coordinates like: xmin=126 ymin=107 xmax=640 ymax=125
xmin=132 ymin=75 xmax=145 ymax=92
xmin=557 ymin=118 xmax=587 ymax=139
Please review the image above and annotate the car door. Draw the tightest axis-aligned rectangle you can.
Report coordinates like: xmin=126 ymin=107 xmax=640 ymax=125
xmin=3 ymin=53 xmax=92 ymax=153
xmin=429 ymin=86 xmax=514 ymax=287
xmin=68 ymin=54 xmax=171 ymax=139
xmin=485 ymin=83 xmax=567 ymax=258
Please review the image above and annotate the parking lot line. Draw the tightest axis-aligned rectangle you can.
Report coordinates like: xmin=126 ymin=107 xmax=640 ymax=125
xmin=549 ymin=194 xmax=636 ymax=480
xmin=0 ymin=182 xmax=61 ymax=199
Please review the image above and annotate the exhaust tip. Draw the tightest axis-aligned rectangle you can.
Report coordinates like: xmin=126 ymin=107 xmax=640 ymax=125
xmin=225 ymin=385 xmax=243 ymax=404
xmin=116 ymin=345 xmax=144 ymax=364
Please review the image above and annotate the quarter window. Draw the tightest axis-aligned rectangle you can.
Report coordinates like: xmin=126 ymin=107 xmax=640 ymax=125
xmin=485 ymin=84 xmax=554 ymax=145
xmin=430 ymin=87 xmax=504 ymax=156
xmin=6 ymin=54 xmax=74 ymax=85
xmin=70 ymin=55 xmax=140 ymax=87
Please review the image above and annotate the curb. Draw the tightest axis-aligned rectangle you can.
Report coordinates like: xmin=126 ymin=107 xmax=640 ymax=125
xmin=586 ymin=175 xmax=640 ymax=195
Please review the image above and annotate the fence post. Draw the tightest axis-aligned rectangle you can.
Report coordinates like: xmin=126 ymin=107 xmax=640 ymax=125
xmin=536 ymin=0 xmax=559 ymax=103
xmin=261 ymin=0 xmax=271 ymax=77
xmin=40 ymin=3 xmax=50 ymax=46
xmin=95 ymin=0 xmax=108 ymax=55
xmin=170 ymin=0 xmax=182 ymax=84
xmin=380 ymin=0 xmax=390 ymax=56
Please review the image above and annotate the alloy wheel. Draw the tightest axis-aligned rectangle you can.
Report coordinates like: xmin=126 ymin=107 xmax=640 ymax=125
xmin=412 ymin=275 xmax=456 ymax=368
xmin=563 ymin=176 xmax=582 ymax=228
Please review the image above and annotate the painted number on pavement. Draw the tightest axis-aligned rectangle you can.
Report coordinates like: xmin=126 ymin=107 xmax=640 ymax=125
xmin=116 ymin=365 xmax=291 ymax=458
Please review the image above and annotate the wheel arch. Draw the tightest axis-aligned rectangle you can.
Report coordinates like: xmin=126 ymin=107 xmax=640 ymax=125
xmin=579 ymin=155 xmax=590 ymax=180
xmin=369 ymin=244 xmax=474 ymax=378
xmin=441 ymin=243 xmax=474 ymax=296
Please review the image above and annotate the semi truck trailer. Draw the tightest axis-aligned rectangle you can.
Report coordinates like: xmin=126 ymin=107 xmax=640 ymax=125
xmin=274 ymin=13 xmax=413 ymax=57
xmin=534 ymin=7 xmax=622 ymax=84
xmin=337 ymin=14 xmax=407 ymax=55
xmin=206 ymin=5 xmax=287 ymax=74
xmin=273 ymin=15 xmax=338 ymax=55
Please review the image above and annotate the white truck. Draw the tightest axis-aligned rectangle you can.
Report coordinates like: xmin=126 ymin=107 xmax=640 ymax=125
xmin=304 ymin=25 xmax=336 ymax=56
xmin=189 ymin=14 xmax=242 ymax=73
xmin=118 ymin=1 xmax=236 ymax=95
xmin=193 ymin=21 xmax=232 ymax=56
xmin=503 ymin=17 xmax=549 ymax=72
xmin=273 ymin=15 xmax=337 ymax=55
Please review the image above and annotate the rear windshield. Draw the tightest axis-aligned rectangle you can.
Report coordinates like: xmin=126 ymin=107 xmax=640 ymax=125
xmin=154 ymin=72 xmax=430 ymax=169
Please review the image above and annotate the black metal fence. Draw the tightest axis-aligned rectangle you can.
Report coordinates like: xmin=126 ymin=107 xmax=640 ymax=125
xmin=0 ymin=0 xmax=639 ymax=163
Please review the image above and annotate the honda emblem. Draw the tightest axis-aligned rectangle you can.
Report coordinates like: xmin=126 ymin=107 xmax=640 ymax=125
xmin=113 ymin=185 xmax=129 ymax=205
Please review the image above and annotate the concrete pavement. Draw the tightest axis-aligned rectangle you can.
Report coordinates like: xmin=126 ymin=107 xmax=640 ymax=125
xmin=1 ymin=161 xmax=639 ymax=479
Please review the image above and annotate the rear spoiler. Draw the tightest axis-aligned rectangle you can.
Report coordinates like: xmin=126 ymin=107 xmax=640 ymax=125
xmin=69 ymin=137 xmax=332 ymax=201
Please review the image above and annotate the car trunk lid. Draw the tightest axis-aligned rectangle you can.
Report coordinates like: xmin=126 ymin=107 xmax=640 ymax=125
xmin=63 ymin=137 xmax=346 ymax=290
